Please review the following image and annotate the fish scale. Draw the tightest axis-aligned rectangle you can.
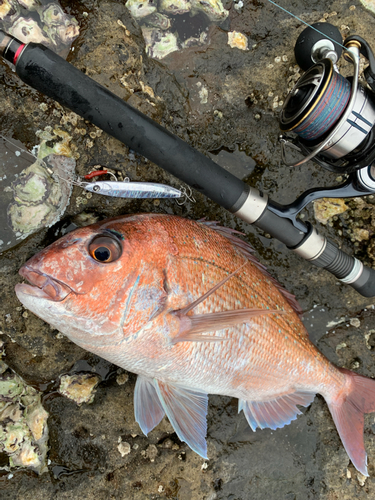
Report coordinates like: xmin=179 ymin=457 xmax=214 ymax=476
xmin=15 ymin=213 xmax=375 ymax=474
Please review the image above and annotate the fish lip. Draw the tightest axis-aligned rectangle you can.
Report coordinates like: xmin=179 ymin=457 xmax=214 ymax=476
xmin=17 ymin=266 xmax=73 ymax=302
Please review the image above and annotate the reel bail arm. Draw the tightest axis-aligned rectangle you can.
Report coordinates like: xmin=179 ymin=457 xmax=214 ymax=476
xmin=345 ymin=34 xmax=375 ymax=91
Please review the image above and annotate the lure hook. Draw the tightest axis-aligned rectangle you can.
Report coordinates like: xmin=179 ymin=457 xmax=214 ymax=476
xmin=176 ymin=186 xmax=196 ymax=205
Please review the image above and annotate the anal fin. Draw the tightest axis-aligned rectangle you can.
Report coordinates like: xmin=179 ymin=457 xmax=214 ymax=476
xmin=134 ymin=376 xmax=209 ymax=459
xmin=134 ymin=375 xmax=165 ymax=436
xmin=239 ymin=391 xmax=315 ymax=431
xmin=155 ymin=380 xmax=209 ymax=459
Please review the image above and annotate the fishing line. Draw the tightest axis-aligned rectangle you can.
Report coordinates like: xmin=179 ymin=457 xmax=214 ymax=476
xmin=0 ymin=133 xmax=37 ymax=162
xmin=265 ymin=0 xmax=348 ymax=52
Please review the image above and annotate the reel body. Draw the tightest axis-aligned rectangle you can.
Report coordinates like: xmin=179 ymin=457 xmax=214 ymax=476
xmin=280 ymin=24 xmax=375 ymax=173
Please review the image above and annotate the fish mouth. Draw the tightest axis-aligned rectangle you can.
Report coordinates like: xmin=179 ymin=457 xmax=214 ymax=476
xmin=16 ymin=266 xmax=73 ymax=302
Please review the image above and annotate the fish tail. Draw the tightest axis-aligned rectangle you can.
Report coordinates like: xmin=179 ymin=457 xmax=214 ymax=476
xmin=327 ymin=367 xmax=375 ymax=476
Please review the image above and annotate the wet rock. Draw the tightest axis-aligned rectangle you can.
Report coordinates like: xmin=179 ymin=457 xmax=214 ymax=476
xmin=341 ymin=196 xmax=375 ymax=267
xmin=1 ymin=0 xmax=375 ymax=499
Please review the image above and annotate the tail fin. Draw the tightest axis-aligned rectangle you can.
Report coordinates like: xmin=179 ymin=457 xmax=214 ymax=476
xmin=327 ymin=368 xmax=375 ymax=476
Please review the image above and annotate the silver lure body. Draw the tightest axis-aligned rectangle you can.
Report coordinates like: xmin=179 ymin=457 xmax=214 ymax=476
xmin=84 ymin=181 xmax=182 ymax=199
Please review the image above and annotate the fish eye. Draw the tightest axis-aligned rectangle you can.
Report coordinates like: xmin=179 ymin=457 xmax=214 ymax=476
xmin=88 ymin=235 xmax=122 ymax=263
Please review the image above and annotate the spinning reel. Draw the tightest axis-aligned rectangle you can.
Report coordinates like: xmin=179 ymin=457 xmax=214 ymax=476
xmin=280 ymin=22 xmax=375 ymax=175
xmin=275 ymin=22 xmax=375 ymax=230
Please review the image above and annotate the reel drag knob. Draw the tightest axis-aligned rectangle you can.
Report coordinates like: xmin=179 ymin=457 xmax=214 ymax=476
xmin=294 ymin=22 xmax=343 ymax=70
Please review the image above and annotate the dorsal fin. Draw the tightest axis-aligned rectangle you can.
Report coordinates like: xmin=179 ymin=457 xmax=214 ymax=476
xmin=201 ymin=220 xmax=303 ymax=317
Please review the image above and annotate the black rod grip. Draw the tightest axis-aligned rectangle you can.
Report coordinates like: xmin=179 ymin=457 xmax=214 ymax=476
xmin=313 ymin=239 xmax=375 ymax=297
xmin=14 ymin=43 xmax=247 ymax=210
xmin=351 ymin=265 xmax=375 ymax=297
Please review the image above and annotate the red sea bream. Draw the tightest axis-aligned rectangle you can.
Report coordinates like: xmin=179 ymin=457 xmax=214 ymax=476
xmin=15 ymin=214 xmax=375 ymax=475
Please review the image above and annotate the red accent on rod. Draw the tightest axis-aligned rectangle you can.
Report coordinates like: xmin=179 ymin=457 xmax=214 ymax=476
xmin=13 ymin=44 xmax=25 ymax=65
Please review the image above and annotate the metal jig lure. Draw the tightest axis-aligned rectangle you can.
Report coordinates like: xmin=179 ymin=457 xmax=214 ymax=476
xmin=83 ymin=178 xmax=182 ymax=199
xmin=49 ymin=167 xmax=184 ymax=200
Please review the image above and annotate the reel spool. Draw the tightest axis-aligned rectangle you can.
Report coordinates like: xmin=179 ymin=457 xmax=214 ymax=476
xmin=279 ymin=23 xmax=375 ymax=173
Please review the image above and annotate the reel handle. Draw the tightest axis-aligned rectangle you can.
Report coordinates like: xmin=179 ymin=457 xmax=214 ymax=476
xmin=294 ymin=22 xmax=343 ymax=70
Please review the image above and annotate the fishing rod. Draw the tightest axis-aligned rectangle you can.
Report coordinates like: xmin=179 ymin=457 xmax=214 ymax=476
xmin=0 ymin=22 xmax=375 ymax=297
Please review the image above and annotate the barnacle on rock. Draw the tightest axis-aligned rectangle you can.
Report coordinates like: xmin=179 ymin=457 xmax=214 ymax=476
xmin=159 ymin=0 xmax=191 ymax=15
xmin=313 ymin=198 xmax=349 ymax=225
xmin=0 ymin=0 xmax=20 ymax=23
xmin=143 ymin=12 xmax=171 ymax=29
xmin=0 ymin=354 xmax=49 ymax=474
xmin=59 ymin=373 xmax=101 ymax=405
xmin=126 ymin=0 xmax=157 ymax=20
xmin=228 ymin=31 xmax=248 ymax=50
xmin=142 ymin=27 xmax=179 ymax=59
xmin=359 ymin=0 xmax=375 ymax=14
xmin=3 ymin=1 xmax=79 ymax=55
xmin=125 ymin=0 xmax=228 ymax=60
xmin=191 ymin=0 xmax=228 ymax=22
xmin=0 ymin=372 xmax=24 ymax=402
xmin=17 ymin=0 xmax=41 ymax=10
xmin=8 ymin=16 xmax=50 ymax=44
xmin=39 ymin=2 xmax=65 ymax=25
xmin=7 ymin=154 xmax=76 ymax=237
xmin=40 ymin=3 xmax=79 ymax=46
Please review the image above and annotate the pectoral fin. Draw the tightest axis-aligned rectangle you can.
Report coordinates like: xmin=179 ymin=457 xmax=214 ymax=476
xmin=171 ymin=262 xmax=283 ymax=344
xmin=134 ymin=375 xmax=165 ymax=435
xmin=155 ymin=380 xmax=209 ymax=459
xmin=171 ymin=308 xmax=283 ymax=344
xmin=239 ymin=391 xmax=315 ymax=431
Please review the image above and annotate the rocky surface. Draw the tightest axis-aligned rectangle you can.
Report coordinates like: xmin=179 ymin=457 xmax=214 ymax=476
xmin=1 ymin=0 xmax=375 ymax=498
